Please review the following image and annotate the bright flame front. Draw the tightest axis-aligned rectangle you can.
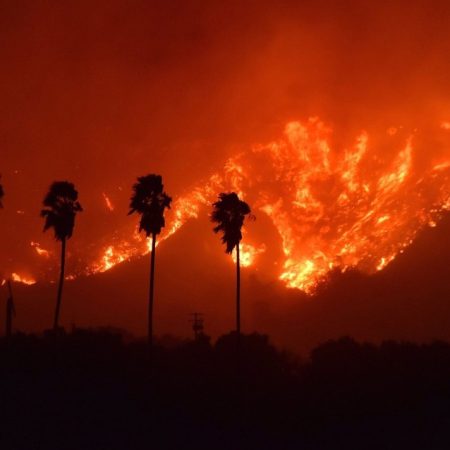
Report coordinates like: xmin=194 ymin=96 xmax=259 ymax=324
xmin=13 ymin=117 xmax=449 ymax=294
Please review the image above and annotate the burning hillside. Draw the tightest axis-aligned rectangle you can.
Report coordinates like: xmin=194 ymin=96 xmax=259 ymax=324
xmin=7 ymin=117 xmax=448 ymax=293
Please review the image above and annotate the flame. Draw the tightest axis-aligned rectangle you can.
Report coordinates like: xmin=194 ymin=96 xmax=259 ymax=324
xmin=85 ymin=173 xmax=225 ymax=275
xmin=11 ymin=273 xmax=36 ymax=285
xmin=251 ymin=119 xmax=449 ymax=291
xmin=83 ymin=117 xmax=449 ymax=293
xmin=30 ymin=241 xmax=51 ymax=257
xmin=433 ymin=161 xmax=450 ymax=171
xmin=15 ymin=117 xmax=449 ymax=295
xmin=102 ymin=193 xmax=114 ymax=211
xmin=232 ymin=243 xmax=266 ymax=267
xmin=88 ymin=242 xmax=141 ymax=274
xmin=376 ymin=254 xmax=397 ymax=271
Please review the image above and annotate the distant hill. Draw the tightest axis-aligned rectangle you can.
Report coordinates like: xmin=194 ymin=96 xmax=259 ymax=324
xmin=7 ymin=212 xmax=450 ymax=355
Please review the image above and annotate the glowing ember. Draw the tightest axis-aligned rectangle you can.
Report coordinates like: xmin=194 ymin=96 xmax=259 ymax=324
xmin=376 ymin=254 xmax=397 ymax=271
xmin=11 ymin=273 xmax=36 ymax=285
xmin=433 ymin=162 xmax=450 ymax=172
xmin=30 ymin=241 xmax=51 ymax=257
xmin=387 ymin=127 xmax=398 ymax=136
xmin=102 ymin=193 xmax=115 ymax=211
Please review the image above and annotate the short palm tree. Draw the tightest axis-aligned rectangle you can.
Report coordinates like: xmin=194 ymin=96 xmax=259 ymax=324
xmin=211 ymin=192 xmax=252 ymax=345
xmin=41 ymin=181 xmax=82 ymax=330
xmin=128 ymin=174 xmax=171 ymax=346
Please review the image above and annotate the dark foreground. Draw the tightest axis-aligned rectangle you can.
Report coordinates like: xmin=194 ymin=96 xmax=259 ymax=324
xmin=1 ymin=329 xmax=450 ymax=450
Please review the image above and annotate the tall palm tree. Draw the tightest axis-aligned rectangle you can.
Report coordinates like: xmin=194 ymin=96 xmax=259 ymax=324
xmin=41 ymin=181 xmax=82 ymax=330
xmin=128 ymin=174 xmax=172 ymax=346
xmin=211 ymin=192 xmax=252 ymax=346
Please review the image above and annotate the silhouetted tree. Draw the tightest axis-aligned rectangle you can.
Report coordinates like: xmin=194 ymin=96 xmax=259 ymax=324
xmin=0 ymin=176 xmax=4 ymax=208
xmin=128 ymin=174 xmax=172 ymax=346
xmin=211 ymin=192 xmax=252 ymax=348
xmin=41 ymin=181 xmax=82 ymax=330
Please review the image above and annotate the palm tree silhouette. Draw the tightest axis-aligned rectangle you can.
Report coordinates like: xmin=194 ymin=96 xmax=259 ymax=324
xmin=211 ymin=192 xmax=252 ymax=346
xmin=41 ymin=181 xmax=82 ymax=330
xmin=128 ymin=174 xmax=172 ymax=346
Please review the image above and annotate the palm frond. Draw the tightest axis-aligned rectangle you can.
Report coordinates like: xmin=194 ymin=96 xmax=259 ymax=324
xmin=41 ymin=181 xmax=82 ymax=241
xmin=211 ymin=192 xmax=252 ymax=254
xmin=128 ymin=174 xmax=172 ymax=236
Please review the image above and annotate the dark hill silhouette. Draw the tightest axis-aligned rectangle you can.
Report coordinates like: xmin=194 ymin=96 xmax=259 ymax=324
xmin=254 ymin=211 xmax=450 ymax=352
xmin=7 ymin=212 xmax=450 ymax=354
xmin=1 ymin=330 xmax=450 ymax=449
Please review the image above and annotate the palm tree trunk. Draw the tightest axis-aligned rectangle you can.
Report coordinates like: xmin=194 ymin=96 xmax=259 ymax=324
xmin=53 ymin=237 xmax=66 ymax=330
xmin=148 ymin=233 xmax=156 ymax=347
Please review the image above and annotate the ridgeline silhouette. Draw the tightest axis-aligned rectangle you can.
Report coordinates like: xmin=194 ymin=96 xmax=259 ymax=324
xmin=40 ymin=181 xmax=83 ymax=330
xmin=1 ymin=330 xmax=450 ymax=449
xmin=1 ymin=175 xmax=450 ymax=448
xmin=128 ymin=174 xmax=172 ymax=347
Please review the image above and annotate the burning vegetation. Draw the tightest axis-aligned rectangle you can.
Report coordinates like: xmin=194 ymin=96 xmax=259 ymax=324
xmin=3 ymin=118 xmax=450 ymax=293
xmin=77 ymin=117 xmax=449 ymax=293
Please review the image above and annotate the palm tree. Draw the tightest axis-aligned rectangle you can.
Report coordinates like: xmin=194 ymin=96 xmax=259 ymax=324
xmin=128 ymin=174 xmax=172 ymax=346
xmin=41 ymin=181 xmax=82 ymax=330
xmin=211 ymin=192 xmax=252 ymax=347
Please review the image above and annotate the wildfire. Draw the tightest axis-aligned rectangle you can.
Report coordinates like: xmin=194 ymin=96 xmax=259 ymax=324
xmin=85 ymin=173 xmax=225 ymax=276
xmin=84 ymin=118 xmax=450 ymax=293
xmin=13 ymin=117 xmax=449 ymax=295
xmin=88 ymin=243 xmax=142 ymax=274
xmin=249 ymin=118 xmax=450 ymax=291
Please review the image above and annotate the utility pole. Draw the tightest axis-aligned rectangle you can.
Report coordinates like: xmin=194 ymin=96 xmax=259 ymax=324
xmin=189 ymin=313 xmax=204 ymax=340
